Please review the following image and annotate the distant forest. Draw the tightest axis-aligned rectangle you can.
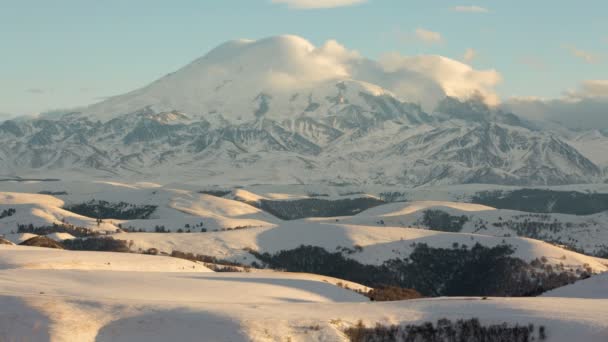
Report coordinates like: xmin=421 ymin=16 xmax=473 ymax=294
xmin=471 ymin=189 xmax=608 ymax=215
xmin=250 ymin=243 xmax=589 ymax=297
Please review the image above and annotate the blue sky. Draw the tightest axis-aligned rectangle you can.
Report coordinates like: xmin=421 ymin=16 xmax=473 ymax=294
xmin=1 ymin=0 xmax=606 ymax=115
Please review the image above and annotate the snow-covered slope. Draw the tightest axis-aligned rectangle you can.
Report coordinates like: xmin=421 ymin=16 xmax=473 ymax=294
xmin=0 ymin=182 xmax=279 ymax=236
xmin=0 ymin=192 xmax=120 ymax=234
xmin=310 ymin=200 xmax=608 ymax=256
xmin=567 ymin=129 xmax=608 ymax=169
xmin=1 ymin=181 xmax=608 ymax=341
xmin=0 ymin=245 xmax=607 ymax=341
xmin=82 ymin=35 xmax=394 ymax=124
xmin=0 ymin=245 xmax=212 ymax=272
xmin=115 ymin=222 xmax=608 ymax=273
xmin=351 ymin=200 xmax=496 ymax=216
xmin=2 ymin=181 xmax=606 ymax=266
xmin=542 ymin=272 xmax=608 ymax=299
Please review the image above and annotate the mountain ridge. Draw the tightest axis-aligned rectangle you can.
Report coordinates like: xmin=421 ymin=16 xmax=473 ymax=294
xmin=0 ymin=35 xmax=604 ymax=186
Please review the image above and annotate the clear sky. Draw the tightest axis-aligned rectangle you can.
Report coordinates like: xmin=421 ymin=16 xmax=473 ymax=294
xmin=1 ymin=0 xmax=606 ymax=115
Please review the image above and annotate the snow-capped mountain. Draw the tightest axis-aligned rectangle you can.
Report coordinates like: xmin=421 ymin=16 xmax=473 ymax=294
xmin=0 ymin=35 xmax=604 ymax=186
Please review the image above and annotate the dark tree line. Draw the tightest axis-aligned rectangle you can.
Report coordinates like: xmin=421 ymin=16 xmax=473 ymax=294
xmin=0 ymin=208 xmax=16 ymax=219
xmin=472 ymin=189 xmax=608 ymax=215
xmin=197 ymin=190 xmax=231 ymax=197
xmin=20 ymin=236 xmax=65 ymax=249
xmin=62 ymin=237 xmax=131 ymax=252
xmin=345 ymin=318 xmax=546 ymax=342
xmin=366 ymin=286 xmax=422 ymax=301
xmin=419 ymin=210 xmax=469 ymax=232
xmin=65 ymin=200 xmax=157 ymax=220
xmin=37 ymin=191 xmax=68 ymax=195
xmin=258 ymin=197 xmax=385 ymax=220
xmin=249 ymin=243 xmax=588 ymax=297
xmin=18 ymin=223 xmax=102 ymax=238
xmin=170 ymin=250 xmax=245 ymax=268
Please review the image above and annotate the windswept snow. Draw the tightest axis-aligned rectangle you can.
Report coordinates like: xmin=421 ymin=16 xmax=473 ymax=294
xmin=0 ymin=245 xmax=213 ymax=272
xmin=543 ymin=272 xmax=608 ymax=299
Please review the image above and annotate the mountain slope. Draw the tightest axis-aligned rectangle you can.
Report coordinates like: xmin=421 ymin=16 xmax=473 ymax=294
xmin=0 ymin=35 xmax=603 ymax=186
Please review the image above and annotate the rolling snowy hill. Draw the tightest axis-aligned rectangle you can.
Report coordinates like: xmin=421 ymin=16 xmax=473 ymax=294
xmin=0 ymin=244 xmax=607 ymax=341
xmin=2 ymin=181 xmax=606 ymax=262
xmin=1 ymin=180 xmax=608 ymax=340
xmin=309 ymin=201 xmax=608 ymax=256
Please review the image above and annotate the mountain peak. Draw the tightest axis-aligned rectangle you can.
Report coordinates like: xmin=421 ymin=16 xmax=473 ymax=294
xmin=200 ymin=35 xmax=316 ymax=64
xmin=80 ymin=35 xmax=360 ymax=122
xmin=76 ymin=35 xmax=506 ymax=124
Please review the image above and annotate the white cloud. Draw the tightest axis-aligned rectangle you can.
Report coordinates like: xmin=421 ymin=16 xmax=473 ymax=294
xmin=463 ymin=48 xmax=477 ymax=63
xmin=271 ymin=0 xmax=366 ymax=9
xmin=563 ymin=45 xmax=601 ymax=64
xmin=371 ymin=52 xmax=501 ymax=107
xmin=566 ymin=80 xmax=608 ymax=99
xmin=452 ymin=5 xmax=489 ymax=13
xmin=414 ymin=28 xmax=443 ymax=44
xmin=214 ymin=35 xmax=502 ymax=109
xmin=220 ymin=35 xmax=501 ymax=109
xmin=505 ymin=80 xmax=608 ymax=130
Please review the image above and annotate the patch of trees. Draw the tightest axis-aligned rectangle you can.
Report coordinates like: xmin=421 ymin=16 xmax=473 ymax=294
xmin=345 ymin=318 xmax=546 ymax=342
xmin=419 ymin=210 xmax=469 ymax=232
xmin=141 ymin=248 xmax=249 ymax=271
xmin=197 ymin=190 xmax=231 ymax=197
xmin=471 ymin=189 xmax=608 ymax=215
xmin=153 ymin=225 xmax=171 ymax=233
xmin=378 ymin=192 xmax=408 ymax=202
xmin=0 ymin=208 xmax=16 ymax=219
xmin=0 ymin=178 xmax=60 ymax=182
xmin=170 ymin=250 xmax=244 ymax=268
xmin=339 ymin=191 xmax=365 ymax=196
xmin=37 ymin=191 xmax=68 ymax=196
xmin=468 ymin=213 xmax=603 ymax=257
xmin=249 ymin=243 xmax=587 ymax=297
xmin=208 ymin=264 xmax=251 ymax=272
xmin=491 ymin=214 xmax=567 ymax=238
xmin=65 ymin=200 xmax=157 ymax=220
xmin=366 ymin=286 xmax=422 ymax=302
xmin=63 ymin=237 xmax=131 ymax=253
xmin=595 ymin=247 xmax=608 ymax=258
xmin=17 ymin=223 xmax=102 ymax=238
xmin=307 ymin=192 xmax=330 ymax=197
xmin=130 ymin=223 xmax=252 ymax=233
xmin=336 ymin=245 xmax=364 ymax=254
xmin=258 ymin=197 xmax=385 ymax=220
xmin=19 ymin=236 xmax=64 ymax=249
xmin=121 ymin=226 xmax=148 ymax=233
